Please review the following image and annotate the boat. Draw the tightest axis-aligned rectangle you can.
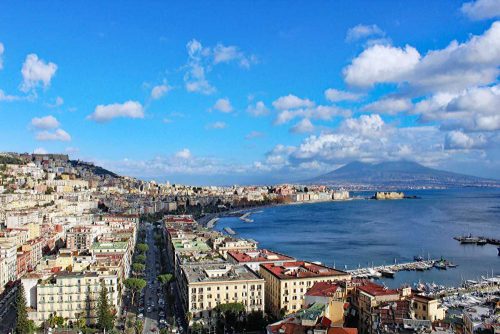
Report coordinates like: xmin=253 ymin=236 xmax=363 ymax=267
xmin=367 ymin=268 xmax=382 ymax=278
xmin=447 ymin=263 xmax=458 ymax=268
xmin=380 ymin=269 xmax=395 ymax=278
xmin=413 ymin=255 xmax=424 ymax=262
xmin=476 ymin=239 xmax=487 ymax=245
xmin=434 ymin=261 xmax=447 ymax=270
xmin=457 ymin=234 xmax=481 ymax=244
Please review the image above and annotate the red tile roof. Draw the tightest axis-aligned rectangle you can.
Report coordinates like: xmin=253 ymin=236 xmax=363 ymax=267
xmin=357 ymin=281 xmax=399 ymax=297
xmin=328 ymin=328 xmax=358 ymax=334
xmin=227 ymin=249 xmax=294 ymax=263
xmin=261 ymin=261 xmax=349 ymax=280
xmin=305 ymin=281 xmax=339 ymax=297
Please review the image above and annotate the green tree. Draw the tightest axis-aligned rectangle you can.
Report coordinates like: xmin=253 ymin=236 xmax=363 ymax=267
xmin=132 ymin=262 xmax=145 ymax=274
xmin=97 ymin=280 xmax=115 ymax=331
xmin=136 ymin=243 xmax=149 ymax=253
xmin=135 ymin=319 xmax=144 ymax=334
xmin=124 ymin=278 xmax=147 ymax=306
xmin=157 ymin=273 xmax=174 ymax=286
xmin=15 ymin=284 xmax=35 ymax=334
xmin=135 ymin=254 xmax=146 ymax=263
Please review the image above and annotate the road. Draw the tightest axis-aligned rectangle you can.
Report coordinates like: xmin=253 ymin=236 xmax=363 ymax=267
xmin=0 ymin=284 xmax=18 ymax=333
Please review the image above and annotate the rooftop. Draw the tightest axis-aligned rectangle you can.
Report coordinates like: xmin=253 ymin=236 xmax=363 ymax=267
xmin=182 ymin=263 xmax=263 ymax=284
xmin=91 ymin=241 xmax=128 ymax=250
xmin=172 ymin=239 xmax=210 ymax=252
xmin=305 ymin=281 xmax=340 ymax=297
xmin=357 ymin=281 xmax=399 ymax=297
xmin=227 ymin=249 xmax=295 ymax=263
xmin=260 ymin=261 xmax=349 ymax=280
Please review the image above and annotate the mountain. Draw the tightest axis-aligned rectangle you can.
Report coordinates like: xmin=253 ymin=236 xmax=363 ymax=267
xmin=308 ymin=160 xmax=500 ymax=188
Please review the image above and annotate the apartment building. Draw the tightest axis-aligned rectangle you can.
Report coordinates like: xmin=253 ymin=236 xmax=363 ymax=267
xmin=227 ymin=249 xmax=295 ymax=272
xmin=66 ymin=225 xmax=95 ymax=251
xmin=411 ymin=294 xmax=446 ymax=322
xmin=24 ymin=270 xmax=119 ymax=325
xmin=178 ymin=263 xmax=265 ymax=321
xmin=260 ymin=261 xmax=351 ymax=317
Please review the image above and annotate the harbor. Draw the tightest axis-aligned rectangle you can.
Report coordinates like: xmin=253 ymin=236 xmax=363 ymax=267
xmin=347 ymin=259 xmax=456 ymax=279
xmin=454 ymin=234 xmax=500 ymax=246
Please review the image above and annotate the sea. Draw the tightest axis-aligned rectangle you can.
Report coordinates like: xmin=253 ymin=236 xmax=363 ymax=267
xmin=214 ymin=188 xmax=500 ymax=288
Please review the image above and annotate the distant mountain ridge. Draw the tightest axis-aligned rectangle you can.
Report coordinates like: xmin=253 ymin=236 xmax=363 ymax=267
xmin=308 ymin=161 xmax=499 ymax=188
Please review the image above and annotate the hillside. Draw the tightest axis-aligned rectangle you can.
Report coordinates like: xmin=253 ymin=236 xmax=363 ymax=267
xmin=308 ymin=161 xmax=499 ymax=188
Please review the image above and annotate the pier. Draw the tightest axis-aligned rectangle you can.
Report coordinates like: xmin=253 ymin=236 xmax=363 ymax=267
xmin=453 ymin=235 xmax=500 ymax=246
xmin=347 ymin=259 xmax=438 ymax=278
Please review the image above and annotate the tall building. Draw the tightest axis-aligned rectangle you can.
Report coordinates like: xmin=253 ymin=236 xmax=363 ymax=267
xmin=260 ymin=261 xmax=351 ymax=317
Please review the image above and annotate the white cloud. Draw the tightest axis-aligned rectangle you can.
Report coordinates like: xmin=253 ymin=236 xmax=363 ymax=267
xmin=88 ymin=101 xmax=144 ymax=122
xmin=415 ymin=84 xmax=500 ymax=132
xmin=150 ymin=83 xmax=172 ymax=100
xmin=206 ymin=121 xmax=227 ymax=129
xmin=0 ymin=43 xmax=4 ymax=70
xmin=33 ymin=147 xmax=48 ymax=154
xmin=36 ymin=129 xmax=71 ymax=142
xmin=31 ymin=115 xmax=60 ymax=130
xmin=461 ymin=0 xmax=500 ymax=20
xmin=246 ymin=101 xmax=269 ymax=116
xmin=445 ymin=130 xmax=487 ymax=149
xmin=245 ymin=131 xmax=264 ymax=140
xmin=46 ymin=96 xmax=64 ymax=108
xmin=212 ymin=98 xmax=233 ymax=113
xmin=346 ymin=24 xmax=385 ymax=42
xmin=344 ymin=21 xmax=500 ymax=93
xmin=324 ymin=88 xmax=363 ymax=102
xmin=290 ymin=118 xmax=315 ymax=134
xmin=272 ymin=94 xmax=315 ymax=110
xmin=0 ymin=89 xmax=22 ymax=102
xmin=343 ymin=44 xmax=421 ymax=88
xmin=213 ymin=43 xmax=257 ymax=68
xmin=184 ymin=39 xmax=216 ymax=95
xmin=362 ymin=97 xmax=412 ymax=115
xmin=175 ymin=148 xmax=192 ymax=160
xmin=275 ymin=105 xmax=351 ymax=125
xmin=20 ymin=54 xmax=58 ymax=92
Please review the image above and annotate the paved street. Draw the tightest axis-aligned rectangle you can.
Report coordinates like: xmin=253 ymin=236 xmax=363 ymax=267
xmin=0 ymin=284 xmax=18 ymax=333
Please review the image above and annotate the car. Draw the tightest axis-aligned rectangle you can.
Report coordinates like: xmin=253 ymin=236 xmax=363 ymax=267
xmin=159 ymin=311 xmax=165 ymax=317
xmin=138 ymin=313 xmax=144 ymax=319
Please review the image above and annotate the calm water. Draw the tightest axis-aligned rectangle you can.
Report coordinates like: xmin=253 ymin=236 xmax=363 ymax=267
xmin=215 ymin=188 xmax=500 ymax=288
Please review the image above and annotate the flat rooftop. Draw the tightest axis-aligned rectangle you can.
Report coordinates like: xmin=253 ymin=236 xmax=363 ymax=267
xmin=182 ymin=263 xmax=263 ymax=284
xmin=227 ymin=249 xmax=294 ymax=263
xmin=260 ymin=261 xmax=349 ymax=280
xmin=357 ymin=281 xmax=399 ymax=297
xmin=172 ymin=239 xmax=210 ymax=252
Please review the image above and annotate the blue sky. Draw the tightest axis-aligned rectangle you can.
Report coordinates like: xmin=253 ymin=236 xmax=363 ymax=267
xmin=0 ymin=0 xmax=499 ymax=184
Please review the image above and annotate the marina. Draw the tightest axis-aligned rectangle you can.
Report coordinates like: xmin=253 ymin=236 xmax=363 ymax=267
xmin=347 ymin=259 xmax=452 ymax=279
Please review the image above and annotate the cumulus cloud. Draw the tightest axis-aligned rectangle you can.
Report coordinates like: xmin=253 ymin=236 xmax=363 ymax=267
xmin=175 ymin=148 xmax=192 ymax=159
xmin=184 ymin=39 xmax=256 ymax=94
xmin=206 ymin=121 xmax=227 ymax=129
xmin=247 ymin=101 xmax=269 ymax=116
xmin=275 ymin=105 xmax=351 ymax=125
xmin=324 ymin=88 xmax=363 ymax=102
xmin=20 ymin=54 xmax=58 ymax=92
xmin=213 ymin=43 xmax=257 ymax=68
xmin=445 ymin=130 xmax=488 ymax=149
xmin=272 ymin=94 xmax=315 ymax=110
xmin=150 ymin=83 xmax=172 ymax=100
xmin=31 ymin=115 xmax=60 ymax=130
xmin=212 ymin=98 xmax=233 ymax=113
xmin=344 ymin=21 xmax=500 ymax=93
xmin=345 ymin=24 xmax=385 ymax=42
xmin=36 ymin=129 xmax=71 ymax=142
xmin=343 ymin=44 xmax=421 ymax=88
xmin=362 ymin=97 xmax=412 ymax=115
xmin=88 ymin=101 xmax=144 ymax=122
xmin=461 ymin=0 xmax=500 ymax=20
xmin=290 ymin=118 xmax=315 ymax=134
xmin=415 ymin=84 xmax=500 ymax=132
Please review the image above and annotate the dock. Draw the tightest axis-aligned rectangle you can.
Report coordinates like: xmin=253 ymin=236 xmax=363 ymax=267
xmin=239 ymin=212 xmax=254 ymax=223
xmin=454 ymin=235 xmax=500 ymax=246
xmin=223 ymin=227 xmax=236 ymax=235
xmin=206 ymin=218 xmax=219 ymax=228
xmin=347 ymin=259 xmax=439 ymax=278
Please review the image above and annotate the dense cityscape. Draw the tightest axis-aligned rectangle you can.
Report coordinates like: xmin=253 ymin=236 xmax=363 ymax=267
xmin=1 ymin=0 xmax=500 ymax=333
xmin=0 ymin=153 xmax=497 ymax=334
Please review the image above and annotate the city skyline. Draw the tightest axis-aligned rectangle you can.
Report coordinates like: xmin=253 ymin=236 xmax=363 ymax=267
xmin=1 ymin=1 xmax=500 ymax=184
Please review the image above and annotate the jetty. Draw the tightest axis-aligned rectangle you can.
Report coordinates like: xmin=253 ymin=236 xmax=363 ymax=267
xmin=347 ymin=259 xmax=439 ymax=278
xmin=223 ymin=227 xmax=236 ymax=235
xmin=239 ymin=212 xmax=254 ymax=223
xmin=206 ymin=217 xmax=219 ymax=228
xmin=454 ymin=235 xmax=500 ymax=246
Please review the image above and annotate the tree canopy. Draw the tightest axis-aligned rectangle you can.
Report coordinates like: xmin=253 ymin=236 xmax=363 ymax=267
xmin=97 ymin=281 xmax=115 ymax=331
xmin=132 ymin=262 xmax=146 ymax=273
xmin=157 ymin=273 xmax=174 ymax=285
xmin=15 ymin=284 xmax=35 ymax=334
xmin=136 ymin=243 xmax=149 ymax=253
